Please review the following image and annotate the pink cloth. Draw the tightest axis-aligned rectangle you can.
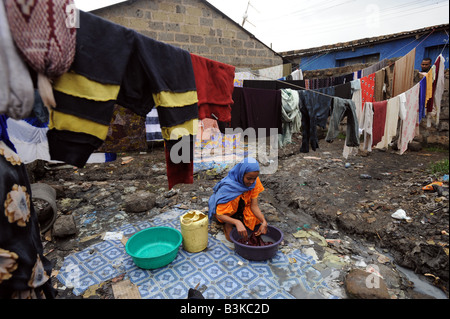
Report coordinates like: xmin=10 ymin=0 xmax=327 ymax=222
xmin=398 ymin=83 xmax=420 ymax=155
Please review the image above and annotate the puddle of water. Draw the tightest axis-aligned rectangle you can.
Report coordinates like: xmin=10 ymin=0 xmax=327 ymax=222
xmin=395 ymin=265 xmax=448 ymax=299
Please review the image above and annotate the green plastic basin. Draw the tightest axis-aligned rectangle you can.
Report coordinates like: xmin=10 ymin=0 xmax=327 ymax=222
xmin=125 ymin=226 xmax=182 ymax=269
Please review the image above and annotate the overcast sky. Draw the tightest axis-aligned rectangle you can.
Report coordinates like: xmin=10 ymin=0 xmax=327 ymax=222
xmin=74 ymin=0 xmax=449 ymax=52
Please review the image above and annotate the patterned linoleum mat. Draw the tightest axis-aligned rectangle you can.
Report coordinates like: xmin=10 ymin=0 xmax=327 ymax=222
xmin=57 ymin=209 xmax=337 ymax=299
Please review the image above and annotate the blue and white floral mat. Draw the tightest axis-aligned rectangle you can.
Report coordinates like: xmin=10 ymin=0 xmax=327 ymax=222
xmin=56 ymin=209 xmax=338 ymax=299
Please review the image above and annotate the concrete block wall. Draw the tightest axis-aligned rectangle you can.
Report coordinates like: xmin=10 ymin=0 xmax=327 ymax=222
xmin=93 ymin=0 xmax=283 ymax=69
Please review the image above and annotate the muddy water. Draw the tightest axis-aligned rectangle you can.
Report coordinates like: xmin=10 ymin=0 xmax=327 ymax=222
xmin=395 ymin=265 xmax=448 ymax=299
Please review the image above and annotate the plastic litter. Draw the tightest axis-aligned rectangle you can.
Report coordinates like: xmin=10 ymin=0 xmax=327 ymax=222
xmin=360 ymin=174 xmax=372 ymax=179
xmin=422 ymin=181 xmax=443 ymax=191
xmin=391 ymin=209 xmax=411 ymax=220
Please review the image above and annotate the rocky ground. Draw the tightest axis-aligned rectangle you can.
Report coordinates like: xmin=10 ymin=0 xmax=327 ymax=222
xmin=27 ymin=134 xmax=449 ymax=299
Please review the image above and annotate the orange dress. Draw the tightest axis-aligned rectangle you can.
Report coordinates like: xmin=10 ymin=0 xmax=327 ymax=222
xmin=215 ymin=177 xmax=264 ymax=230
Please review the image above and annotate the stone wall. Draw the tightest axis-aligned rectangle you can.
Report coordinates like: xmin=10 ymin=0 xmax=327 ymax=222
xmin=302 ymin=63 xmax=449 ymax=149
xmin=92 ymin=0 xmax=283 ymax=69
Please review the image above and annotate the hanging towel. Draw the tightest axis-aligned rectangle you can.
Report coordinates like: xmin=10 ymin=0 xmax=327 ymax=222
xmin=190 ymin=54 xmax=235 ymax=123
xmin=279 ymin=89 xmax=301 ymax=148
xmin=371 ymin=100 xmax=388 ymax=147
xmin=375 ymin=96 xmax=401 ymax=149
xmin=291 ymin=69 xmax=303 ymax=80
xmin=392 ymin=48 xmax=415 ymax=97
xmin=326 ymin=97 xmax=360 ymax=147
xmin=242 ymin=87 xmax=282 ymax=138
xmin=432 ymin=55 xmax=446 ymax=126
xmin=0 ymin=1 xmax=34 ymax=120
xmin=398 ymin=83 xmax=420 ymax=155
xmin=298 ymin=87 xmax=334 ymax=153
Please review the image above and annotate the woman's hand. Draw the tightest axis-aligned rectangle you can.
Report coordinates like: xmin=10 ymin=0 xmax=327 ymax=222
xmin=235 ymin=220 xmax=248 ymax=240
xmin=254 ymin=221 xmax=268 ymax=236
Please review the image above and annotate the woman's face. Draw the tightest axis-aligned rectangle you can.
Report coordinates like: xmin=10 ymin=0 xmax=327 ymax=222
xmin=243 ymin=171 xmax=259 ymax=187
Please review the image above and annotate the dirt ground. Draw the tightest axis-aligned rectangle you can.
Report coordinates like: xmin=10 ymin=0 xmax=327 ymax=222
xmin=29 ymin=133 xmax=449 ymax=299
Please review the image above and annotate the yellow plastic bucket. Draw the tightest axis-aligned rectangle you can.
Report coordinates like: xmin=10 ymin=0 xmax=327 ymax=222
xmin=180 ymin=210 xmax=208 ymax=253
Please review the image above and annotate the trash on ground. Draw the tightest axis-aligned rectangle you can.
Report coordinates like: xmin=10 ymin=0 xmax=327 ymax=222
xmin=422 ymin=181 xmax=443 ymax=191
xmin=112 ymin=279 xmax=141 ymax=299
xmin=121 ymin=156 xmax=134 ymax=165
xmin=391 ymin=209 xmax=411 ymax=220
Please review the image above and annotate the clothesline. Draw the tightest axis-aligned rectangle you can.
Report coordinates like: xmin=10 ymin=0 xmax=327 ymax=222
xmin=243 ymin=29 xmax=439 ymax=101
xmin=290 ymin=28 xmax=437 ymax=77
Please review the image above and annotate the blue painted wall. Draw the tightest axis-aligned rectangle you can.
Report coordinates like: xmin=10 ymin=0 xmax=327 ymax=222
xmin=299 ymin=30 xmax=449 ymax=71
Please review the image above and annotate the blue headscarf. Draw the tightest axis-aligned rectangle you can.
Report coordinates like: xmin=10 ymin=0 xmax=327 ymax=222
xmin=208 ymin=157 xmax=260 ymax=220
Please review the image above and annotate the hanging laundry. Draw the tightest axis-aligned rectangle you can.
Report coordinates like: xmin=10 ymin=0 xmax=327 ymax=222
xmin=360 ymin=73 xmax=375 ymax=110
xmin=418 ymin=76 xmax=427 ymax=122
xmin=432 ymin=55 xmax=446 ymax=125
xmin=298 ymin=87 xmax=334 ymax=153
xmin=242 ymin=87 xmax=282 ymax=138
xmin=234 ymin=71 xmax=256 ymax=87
xmin=0 ymin=134 xmax=56 ymax=299
xmin=6 ymin=116 xmax=116 ymax=164
xmin=230 ymin=87 xmax=248 ymax=130
xmin=325 ymin=97 xmax=360 ymax=147
xmin=375 ymin=95 xmax=401 ymax=150
xmin=392 ymin=48 xmax=415 ymax=97
xmin=334 ymin=82 xmax=352 ymax=99
xmin=343 ymin=79 xmax=363 ymax=158
xmin=4 ymin=0 xmax=76 ymax=108
xmin=374 ymin=63 xmax=395 ymax=103
xmin=398 ymin=83 xmax=420 ymax=155
xmin=361 ymin=59 xmax=389 ymax=77
xmin=360 ymin=102 xmax=374 ymax=152
xmin=425 ymin=68 xmax=434 ymax=113
xmin=279 ymin=89 xmax=301 ymax=148
xmin=243 ymin=79 xmax=305 ymax=90
xmin=374 ymin=68 xmax=385 ymax=102
xmin=146 ymin=108 xmax=163 ymax=142
xmin=190 ymin=54 xmax=235 ymax=123
xmin=44 ymin=10 xmax=199 ymax=189
xmin=0 ymin=1 xmax=34 ymax=119
xmin=371 ymin=100 xmax=388 ymax=147
xmin=291 ymin=69 xmax=303 ymax=80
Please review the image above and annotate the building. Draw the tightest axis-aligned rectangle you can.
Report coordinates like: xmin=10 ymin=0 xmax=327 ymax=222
xmin=280 ymin=24 xmax=449 ymax=71
xmin=91 ymin=0 xmax=284 ymax=69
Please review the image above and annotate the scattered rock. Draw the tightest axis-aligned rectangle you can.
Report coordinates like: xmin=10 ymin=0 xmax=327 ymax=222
xmin=123 ymin=191 xmax=156 ymax=213
xmin=345 ymin=268 xmax=390 ymax=299
xmin=408 ymin=141 xmax=422 ymax=152
xmin=53 ymin=215 xmax=77 ymax=237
